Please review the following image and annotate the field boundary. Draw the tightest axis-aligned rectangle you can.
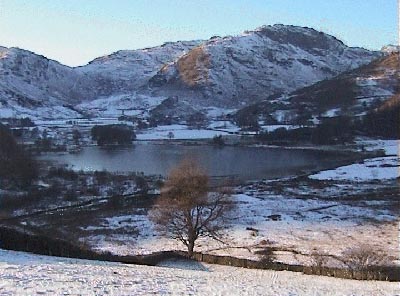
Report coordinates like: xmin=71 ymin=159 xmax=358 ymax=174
xmin=0 ymin=226 xmax=398 ymax=282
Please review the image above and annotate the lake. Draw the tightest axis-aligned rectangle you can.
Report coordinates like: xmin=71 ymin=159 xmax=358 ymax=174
xmin=39 ymin=143 xmax=350 ymax=181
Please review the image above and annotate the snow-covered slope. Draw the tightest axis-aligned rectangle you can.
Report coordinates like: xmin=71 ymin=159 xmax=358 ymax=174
xmin=148 ymin=25 xmax=380 ymax=108
xmin=76 ymin=40 xmax=202 ymax=96
xmin=0 ymin=41 xmax=201 ymax=119
xmin=0 ymin=47 xmax=85 ymax=104
xmin=0 ymin=249 xmax=397 ymax=295
xmin=0 ymin=47 xmax=93 ymax=119
xmin=235 ymin=52 xmax=398 ymax=125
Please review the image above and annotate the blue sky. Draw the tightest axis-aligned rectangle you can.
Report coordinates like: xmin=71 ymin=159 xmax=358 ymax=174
xmin=0 ymin=0 xmax=397 ymax=66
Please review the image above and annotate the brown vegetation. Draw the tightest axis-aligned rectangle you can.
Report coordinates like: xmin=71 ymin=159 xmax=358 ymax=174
xmin=338 ymin=245 xmax=391 ymax=279
xmin=177 ymin=46 xmax=210 ymax=87
xmin=310 ymin=251 xmax=330 ymax=274
xmin=356 ymin=52 xmax=399 ymax=77
xmin=341 ymin=245 xmax=390 ymax=271
xmin=371 ymin=53 xmax=399 ymax=72
xmin=150 ymin=158 xmax=233 ymax=257
xmin=377 ymin=93 xmax=400 ymax=112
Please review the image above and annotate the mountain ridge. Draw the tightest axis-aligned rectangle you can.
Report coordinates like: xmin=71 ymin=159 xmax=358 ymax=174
xmin=0 ymin=24 xmax=382 ymax=120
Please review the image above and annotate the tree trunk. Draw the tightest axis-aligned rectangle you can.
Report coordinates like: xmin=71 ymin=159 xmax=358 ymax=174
xmin=187 ymin=239 xmax=195 ymax=258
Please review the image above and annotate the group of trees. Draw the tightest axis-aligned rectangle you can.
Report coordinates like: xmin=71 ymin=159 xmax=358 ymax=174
xmin=186 ymin=112 xmax=207 ymax=129
xmin=257 ymin=104 xmax=400 ymax=145
xmin=91 ymin=125 xmax=135 ymax=146
xmin=356 ymin=96 xmax=399 ymax=138
xmin=1 ymin=117 xmax=35 ymax=128
xmin=258 ymin=116 xmax=354 ymax=145
xmin=234 ymin=108 xmax=261 ymax=131
xmin=0 ymin=124 xmax=37 ymax=187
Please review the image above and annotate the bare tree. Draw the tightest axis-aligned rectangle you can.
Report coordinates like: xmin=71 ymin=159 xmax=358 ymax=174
xmin=340 ymin=245 xmax=390 ymax=278
xmin=150 ymin=158 xmax=233 ymax=257
xmin=310 ymin=251 xmax=330 ymax=274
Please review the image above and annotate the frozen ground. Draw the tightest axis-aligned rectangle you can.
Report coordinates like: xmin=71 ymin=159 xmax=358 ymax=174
xmin=84 ymin=189 xmax=398 ymax=267
xmin=310 ymin=140 xmax=399 ymax=181
xmin=0 ymin=249 xmax=397 ymax=296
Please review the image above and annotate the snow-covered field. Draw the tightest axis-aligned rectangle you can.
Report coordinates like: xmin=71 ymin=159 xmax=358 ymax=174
xmin=357 ymin=139 xmax=398 ymax=156
xmin=136 ymin=124 xmax=231 ymax=140
xmin=76 ymin=93 xmax=166 ymax=118
xmin=0 ymin=104 xmax=82 ymax=120
xmin=84 ymin=190 xmax=398 ymax=266
xmin=309 ymin=156 xmax=398 ymax=181
xmin=310 ymin=140 xmax=399 ymax=181
xmin=0 ymin=249 xmax=397 ymax=296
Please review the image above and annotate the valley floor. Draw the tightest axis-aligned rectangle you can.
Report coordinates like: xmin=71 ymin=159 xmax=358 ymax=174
xmin=0 ymin=249 xmax=397 ymax=296
xmin=1 ymin=140 xmax=398 ymax=269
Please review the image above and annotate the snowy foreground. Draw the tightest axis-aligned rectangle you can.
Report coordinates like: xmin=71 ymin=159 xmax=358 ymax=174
xmin=0 ymin=250 xmax=397 ymax=296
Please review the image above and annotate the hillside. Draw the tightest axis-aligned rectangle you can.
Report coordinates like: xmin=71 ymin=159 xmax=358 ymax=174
xmin=0 ymin=47 xmax=92 ymax=119
xmin=0 ymin=41 xmax=201 ymax=119
xmin=235 ymin=52 xmax=398 ymax=126
xmin=76 ymin=40 xmax=202 ymax=96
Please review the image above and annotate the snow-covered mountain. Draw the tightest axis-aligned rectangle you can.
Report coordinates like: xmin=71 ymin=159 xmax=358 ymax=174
xmin=0 ymin=47 xmax=93 ymax=119
xmin=0 ymin=25 xmax=382 ymax=120
xmin=381 ymin=44 xmax=400 ymax=54
xmin=0 ymin=41 xmax=200 ymax=118
xmin=147 ymin=25 xmax=380 ymax=108
xmin=235 ymin=52 xmax=399 ymax=125
xmin=76 ymin=40 xmax=202 ymax=96
xmin=0 ymin=41 xmax=201 ymax=119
